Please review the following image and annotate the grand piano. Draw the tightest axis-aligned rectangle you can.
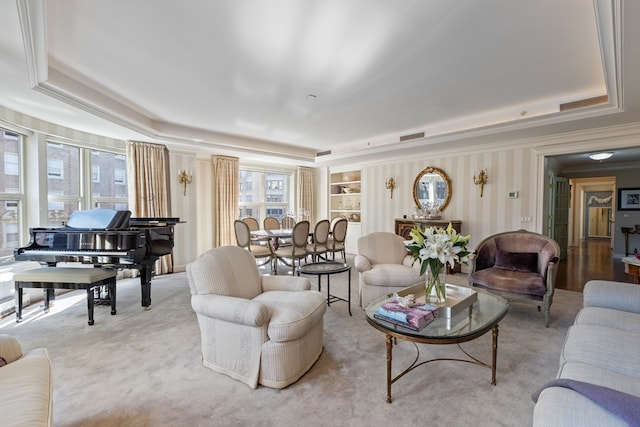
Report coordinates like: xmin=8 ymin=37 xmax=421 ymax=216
xmin=14 ymin=209 xmax=179 ymax=309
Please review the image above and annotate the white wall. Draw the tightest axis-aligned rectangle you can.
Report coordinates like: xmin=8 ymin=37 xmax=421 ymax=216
xmin=360 ymin=146 xmax=539 ymax=253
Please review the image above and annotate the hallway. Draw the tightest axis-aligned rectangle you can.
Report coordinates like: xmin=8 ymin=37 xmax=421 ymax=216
xmin=555 ymin=239 xmax=632 ymax=292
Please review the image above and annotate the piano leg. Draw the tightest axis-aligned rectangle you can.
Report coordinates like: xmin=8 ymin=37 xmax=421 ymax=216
xmin=15 ymin=286 xmax=23 ymax=323
xmin=139 ymin=263 xmax=153 ymax=309
xmin=110 ymin=280 xmax=117 ymax=315
xmin=43 ymin=289 xmax=54 ymax=312
xmin=86 ymin=287 xmax=95 ymax=325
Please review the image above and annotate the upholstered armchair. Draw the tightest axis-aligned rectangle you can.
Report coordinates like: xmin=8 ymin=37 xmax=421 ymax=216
xmin=355 ymin=232 xmax=424 ymax=308
xmin=187 ymin=246 xmax=326 ymax=389
xmin=468 ymin=230 xmax=560 ymax=327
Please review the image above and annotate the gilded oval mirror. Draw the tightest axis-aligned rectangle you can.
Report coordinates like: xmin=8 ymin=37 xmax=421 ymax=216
xmin=412 ymin=166 xmax=451 ymax=211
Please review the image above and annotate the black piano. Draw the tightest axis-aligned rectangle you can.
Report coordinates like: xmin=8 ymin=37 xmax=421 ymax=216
xmin=14 ymin=209 xmax=180 ymax=309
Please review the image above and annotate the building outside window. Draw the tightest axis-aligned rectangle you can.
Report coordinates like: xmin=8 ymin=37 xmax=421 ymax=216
xmin=238 ymin=169 xmax=291 ymax=223
xmin=0 ymin=130 xmax=23 ymax=258
xmin=47 ymin=142 xmax=128 ymax=227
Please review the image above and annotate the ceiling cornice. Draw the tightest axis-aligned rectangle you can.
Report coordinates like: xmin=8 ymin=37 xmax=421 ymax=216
xmin=15 ymin=0 xmax=627 ymax=167
xmin=16 ymin=0 xmax=317 ymax=163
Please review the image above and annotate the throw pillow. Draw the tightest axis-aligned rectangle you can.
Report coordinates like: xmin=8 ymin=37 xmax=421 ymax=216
xmin=494 ymin=250 xmax=538 ymax=273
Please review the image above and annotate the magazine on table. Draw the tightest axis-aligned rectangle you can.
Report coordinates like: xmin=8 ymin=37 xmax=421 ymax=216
xmin=374 ymin=299 xmax=440 ymax=331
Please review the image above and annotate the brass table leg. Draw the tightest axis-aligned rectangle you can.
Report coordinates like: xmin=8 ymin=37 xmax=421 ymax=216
xmin=386 ymin=334 xmax=393 ymax=403
xmin=491 ymin=325 xmax=499 ymax=385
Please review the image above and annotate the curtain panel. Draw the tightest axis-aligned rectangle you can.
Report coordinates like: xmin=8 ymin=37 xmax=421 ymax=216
xmin=126 ymin=141 xmax=173 ymax=274
xmin=213 ymin=155 xmax=239 ymax=247
xmin=297 ymin=167 xmax=314 ymax=224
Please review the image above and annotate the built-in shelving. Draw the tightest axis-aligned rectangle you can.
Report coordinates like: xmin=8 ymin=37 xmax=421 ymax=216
xmin=329 ymin=170 xmax=361 ymax=223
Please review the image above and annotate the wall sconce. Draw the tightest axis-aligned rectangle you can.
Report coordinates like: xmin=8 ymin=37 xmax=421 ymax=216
xmin=178 ymin=170 xmax=193 ymax=196
xmin=473 ymin=169 xmax=488 ymax=197
xmin=385 ymin=177 xmax=396 ymax=199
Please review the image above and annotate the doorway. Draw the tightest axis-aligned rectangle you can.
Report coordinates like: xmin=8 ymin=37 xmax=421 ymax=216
xmin=585 ymin=191 xmax=613 ymax=239
xmin=568 ymin=179 xmax=616 ymax=249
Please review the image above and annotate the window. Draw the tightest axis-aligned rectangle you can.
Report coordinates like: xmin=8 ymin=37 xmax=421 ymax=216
xmin=47 ymin=142 xmax=128 ymax=227
xmin=4 ymin=153 xmax=18 ymax=175
xmin=0 ymin=129 xmax=24 ymax=258
xmin=114 ymin=168 xmax=126 ymax=185
xmin=238 ymin=169 xmax=292 ymax=223
xmin=47 ymin=159 xmax=64 ymax=179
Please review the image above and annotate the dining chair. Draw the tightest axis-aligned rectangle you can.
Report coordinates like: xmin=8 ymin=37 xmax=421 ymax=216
xmin=263 ymin=217 xmax=280 ymax=231
xmin=280 ymin=216 xmax=296 ymax=229
xmin=329 ymin=215 xmax=345 ymax=234
xmin=306 ymin=219 xmax=330 ymax=262
xmin=242 ymin=217 xmax=260 ymax=231
xmin=234 ymin=220 xmax=273 ymax=270
xmin=326 ymin=217 xmax=348 ymax=261
xmin=273 ymin=220 xmax=310 ymax=274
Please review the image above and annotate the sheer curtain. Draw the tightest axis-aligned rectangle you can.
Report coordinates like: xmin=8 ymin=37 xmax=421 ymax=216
xmin=126 ymin=141 xmax=172 ymax=274
xmin=297 ymin=167 xmax=314 ymax=223
xmin=213 ymin=155 xmax=239 ymax=247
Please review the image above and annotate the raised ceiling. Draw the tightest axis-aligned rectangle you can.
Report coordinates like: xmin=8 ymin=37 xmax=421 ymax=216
xmin=1 ymin=0 xmax=639 ymax=167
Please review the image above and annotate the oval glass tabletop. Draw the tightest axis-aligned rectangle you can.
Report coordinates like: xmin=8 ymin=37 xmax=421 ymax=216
xmin=365 ymin=282 xmax=508 ymax=342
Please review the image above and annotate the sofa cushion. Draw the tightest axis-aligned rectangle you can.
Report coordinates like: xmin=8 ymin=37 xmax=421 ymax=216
xmin=560 ymin=324 xmax=640 ymax=379
xmin=533 ymin=386 xmax=629 ymax=427
xmin=557 ymin=361 xmax=640 ymax=397
xmin=361 ymin=264 xmax=423 ymax=287
xmin=254 ymin=290 xmax=326 ymax=343
xmin=470 ymin=267 xmax=546 ymax=297
xmin=494 ymin=250 xmax=538 ymax=272
xmin=0 ymin=348 xmax=53 ymax=427
xmin=574 ymin=306 xmax=640 ymax=333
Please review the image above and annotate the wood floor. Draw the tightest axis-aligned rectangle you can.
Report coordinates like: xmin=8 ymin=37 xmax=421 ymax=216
xmin=556 ymin=239 xmax=632 ymax=292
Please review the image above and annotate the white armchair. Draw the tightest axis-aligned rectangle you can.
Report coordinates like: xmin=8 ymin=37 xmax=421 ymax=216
xmin=355 ymin=232 xmax=424 ymax=308
xmin=187 ymin=246 xmax=326 ymax=389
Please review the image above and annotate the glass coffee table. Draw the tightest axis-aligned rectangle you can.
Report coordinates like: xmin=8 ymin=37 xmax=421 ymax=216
xmin=297 ymin=262 xmax=351 ymax=316
xmin=365 ymin=282 xmax=508 ymax=403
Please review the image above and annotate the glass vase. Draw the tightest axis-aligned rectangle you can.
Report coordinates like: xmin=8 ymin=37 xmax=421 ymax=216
xmin=425 ymin=264 xmax=447 ymax=305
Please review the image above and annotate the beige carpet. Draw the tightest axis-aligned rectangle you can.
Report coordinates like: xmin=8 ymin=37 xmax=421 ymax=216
xmin=0 ymin=260 xmax=582 ymax=427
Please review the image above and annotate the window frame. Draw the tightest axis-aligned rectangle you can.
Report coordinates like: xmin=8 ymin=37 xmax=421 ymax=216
xmin=238 ymin=166 xmax=294 ymax=223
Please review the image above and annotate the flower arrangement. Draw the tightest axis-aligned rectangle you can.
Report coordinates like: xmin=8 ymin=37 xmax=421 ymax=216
xmin=404 ymin=223 xmax=473 ymax=303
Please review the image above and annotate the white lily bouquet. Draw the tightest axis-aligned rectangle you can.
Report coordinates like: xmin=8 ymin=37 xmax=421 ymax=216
xmin=404 ymin=223 xmax=473 ymax=304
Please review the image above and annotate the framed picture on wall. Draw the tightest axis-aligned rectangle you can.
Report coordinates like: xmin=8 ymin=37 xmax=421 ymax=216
xmin=618 ymin=188 xmax=640 ymax=211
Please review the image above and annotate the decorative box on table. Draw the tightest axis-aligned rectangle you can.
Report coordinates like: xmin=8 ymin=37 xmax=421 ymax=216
xmin=436 ymin=284 xmax=478 ymax=318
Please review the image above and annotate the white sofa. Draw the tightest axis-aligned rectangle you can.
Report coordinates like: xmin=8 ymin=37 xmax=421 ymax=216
xmin=0 ymin=334 xmax=53 ymax=427
xmin=532 ymin=280 xmax=640 ymax=426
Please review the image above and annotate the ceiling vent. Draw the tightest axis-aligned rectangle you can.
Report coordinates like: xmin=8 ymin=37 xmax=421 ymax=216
xmin=316 ymin=150 xmax=332 ymax=157
xmin=559 ymin=95 xmax=609 ymax=111
xmin=399 ymin=131 xmax=425 ymax=142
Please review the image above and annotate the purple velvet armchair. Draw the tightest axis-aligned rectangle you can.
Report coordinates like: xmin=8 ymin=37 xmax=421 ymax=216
xmin=468 ymin=230 xmax=560 ymax=327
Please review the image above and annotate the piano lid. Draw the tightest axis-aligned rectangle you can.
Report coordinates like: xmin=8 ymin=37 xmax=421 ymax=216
xmin=67 ymin=209 xmax=131 ymax=229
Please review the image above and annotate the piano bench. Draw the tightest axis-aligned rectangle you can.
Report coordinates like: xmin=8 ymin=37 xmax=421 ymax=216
xmin=14 ymin=267 xmax=117 ymax=325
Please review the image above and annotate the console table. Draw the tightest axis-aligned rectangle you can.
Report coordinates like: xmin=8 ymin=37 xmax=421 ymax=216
xmin=621 ymin=226 xmax=640 ymax=256
xmin=394 ymin=219 xmax=463 ymax=273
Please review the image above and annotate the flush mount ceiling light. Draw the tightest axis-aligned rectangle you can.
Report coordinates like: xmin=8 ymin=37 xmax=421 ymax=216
xmin=588 ymin=152 xmax=613 ymax=161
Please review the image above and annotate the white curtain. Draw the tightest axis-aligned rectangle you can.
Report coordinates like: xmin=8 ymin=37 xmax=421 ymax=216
xmin=213 ymin=155 xmax=239 ymax=247
xmin=126 ymin=141 xmax=172 ymax=274
xmin=297 ymin=167 xmax=314 ymax=224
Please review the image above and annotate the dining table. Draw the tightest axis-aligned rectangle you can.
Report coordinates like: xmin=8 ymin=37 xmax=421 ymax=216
xmin=250 ymin=228 xmax=293 ymax=251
